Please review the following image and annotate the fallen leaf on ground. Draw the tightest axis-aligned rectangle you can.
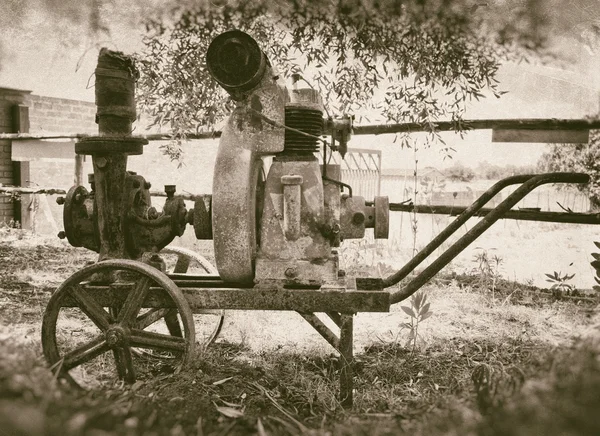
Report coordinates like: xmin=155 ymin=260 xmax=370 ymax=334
xmin=215 ymin=405 xmax=244 ymax=418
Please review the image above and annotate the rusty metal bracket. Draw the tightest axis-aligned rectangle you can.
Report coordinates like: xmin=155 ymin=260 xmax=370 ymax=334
xmin=387 ymin=172 xmax=590 ymax=304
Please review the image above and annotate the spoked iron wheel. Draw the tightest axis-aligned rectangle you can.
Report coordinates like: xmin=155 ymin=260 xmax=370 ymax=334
xmin=160 ymin=246 xmax=224 ymax=349
xmin=42 ymin=259 xmax=195 ymax=387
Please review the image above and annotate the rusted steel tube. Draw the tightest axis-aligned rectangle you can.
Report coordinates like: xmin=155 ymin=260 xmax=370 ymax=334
xmin=6 ymin=118 xmax=599 ymax=141
xmin=95 ymin=48 xmax=137 ymax=134
xmin=92 ymin=49 xmax=138 ymax=261
xmin=387 ymin=172 xmax=590 ymax=303
xmin=0 ymin=187 xmax=66 ymax=195
xmin=338 ymin=314 xmax=354 ymax=408
xmin=326 ymin=311 xmax=342 ymax=327
xmin=352 ymin=118 xmax=600 ymax=136
xmin=298 ymin=312 xmax=340 ymax=349
xmin=383 ymin=175 xmax=534 ymax=286
xmin=385 ymin=203 xmax=600 ymax=225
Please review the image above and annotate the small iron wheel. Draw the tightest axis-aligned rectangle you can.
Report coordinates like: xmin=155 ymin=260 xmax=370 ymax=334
xmin=160 ymin=246 xmax=224 ymax=349
xmin=41 ymin=259 xmax=195 ymax=387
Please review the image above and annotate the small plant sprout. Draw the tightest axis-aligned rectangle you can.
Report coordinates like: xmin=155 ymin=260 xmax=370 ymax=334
xmin=472 ymin=248 xmax=503 ymax=299
xmin=544 ymin=270 xmax=576 ymax=297
xmin=400 ymin=291 xmax=433 ymax=352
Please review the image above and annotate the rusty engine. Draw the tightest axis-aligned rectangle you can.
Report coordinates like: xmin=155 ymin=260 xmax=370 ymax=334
xmin=58 ymin=30 xmax=389 ymax=289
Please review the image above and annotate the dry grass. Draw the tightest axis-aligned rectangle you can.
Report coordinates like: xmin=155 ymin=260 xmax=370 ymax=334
xmin=1 ymin=228 xmax=599 ymax=435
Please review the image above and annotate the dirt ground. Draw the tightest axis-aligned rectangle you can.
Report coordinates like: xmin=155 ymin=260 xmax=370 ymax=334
xmin=1 ymin=228 xmax=600 ymax=435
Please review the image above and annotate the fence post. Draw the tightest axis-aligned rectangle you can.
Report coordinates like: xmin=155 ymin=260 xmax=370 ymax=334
xmin=74 ymin=154 xmax=84 ymax=186
xmin=12 ymin=104 xmax=31 ymax=230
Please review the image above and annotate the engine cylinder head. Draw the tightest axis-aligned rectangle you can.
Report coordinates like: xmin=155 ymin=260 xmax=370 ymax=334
xmin=281 ymin=88 xmax=324 ymax=157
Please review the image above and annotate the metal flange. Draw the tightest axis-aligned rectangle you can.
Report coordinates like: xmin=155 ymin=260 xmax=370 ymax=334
xmin=75 ymin=136 xmax=148 ymax=155
xmin=374 ymin=196 xmax=389 ymax=239
xmin=61 ymin=185 xmax=99 ymax=251
xmin=192 ymin=195 xmax=213 ymax=240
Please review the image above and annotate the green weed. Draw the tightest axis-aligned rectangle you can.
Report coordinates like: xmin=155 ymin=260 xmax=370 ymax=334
xmin=400 ymin=291 xmax=433 ymax=351
xmin=471 ymin=248 xmax=503 ymax=299
xmin=544 ymin=270 xmax=576 ymax=297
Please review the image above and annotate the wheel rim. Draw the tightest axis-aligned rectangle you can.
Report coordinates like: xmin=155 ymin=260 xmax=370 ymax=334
xmin=160 ymin=246 xmax=224 ymax=349
xmin=42 ymin=259 xmax=195 ymax=387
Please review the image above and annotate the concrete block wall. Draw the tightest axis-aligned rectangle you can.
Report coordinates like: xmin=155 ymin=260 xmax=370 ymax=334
xmin=0 ymin=140 xmax=14 ymax=221
xmin=0 ymin=87 xmax=97 ymax=226
xmin=27 ymin=94 xmax=96 ymax=134
xmin=0 ymin=87 xmax=29 ymax=222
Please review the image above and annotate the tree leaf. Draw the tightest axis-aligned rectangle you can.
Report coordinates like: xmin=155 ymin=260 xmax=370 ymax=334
xmin=401 ymin=306 xmax=416 ymax=318
xmin=421 ymin=311 xmax=433 ymax=321
xmin=413 ymin=292 xmax=424 ymax=308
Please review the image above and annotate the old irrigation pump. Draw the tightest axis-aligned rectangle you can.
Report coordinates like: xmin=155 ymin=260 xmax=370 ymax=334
xmin=42 ymin=30 xmax=590 ymax=407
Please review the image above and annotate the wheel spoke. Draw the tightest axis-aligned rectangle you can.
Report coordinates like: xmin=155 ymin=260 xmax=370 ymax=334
xmin=117 ymin=276 xmax=151 ymax=325
xmin=113 ymin=346 xmax=136 ymax=383
xmin=68 ymin=285 xmax=112 ymax=331
xmin=129 ymin=329 xmax=186 ymax=352
xmin=63 ymin=336 xmax=109 ymax=370
xmin=173 ymin=254 xmax=190 ymax=274
xmin=109 ymin=306 xmax=121 ymax=320
xmin=164 ymin=310 xmax=183 ymax=337
xmin=136 ymin=308 xmax=171 ymax=329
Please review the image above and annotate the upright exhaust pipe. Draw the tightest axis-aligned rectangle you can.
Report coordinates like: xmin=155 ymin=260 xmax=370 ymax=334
xmin=206 ymin=30 xmax=268 ymax=99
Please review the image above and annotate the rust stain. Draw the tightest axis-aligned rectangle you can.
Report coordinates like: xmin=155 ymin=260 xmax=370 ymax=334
xmin=249 ymin=94 xmax=263 ymax=130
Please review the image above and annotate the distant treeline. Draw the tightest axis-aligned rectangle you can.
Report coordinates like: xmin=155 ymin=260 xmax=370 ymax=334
xmin=443 ymin=161 xmax=538 ymax=182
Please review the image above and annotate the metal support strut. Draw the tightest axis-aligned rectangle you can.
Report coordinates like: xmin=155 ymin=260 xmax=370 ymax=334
xmin=299 ymin=311 xmax=355 ymax=407
xmin=339 ymin=314 xmax=354 ymax=408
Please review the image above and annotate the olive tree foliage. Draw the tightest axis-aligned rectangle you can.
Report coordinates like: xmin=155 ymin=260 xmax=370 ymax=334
xmin=538 ymin=131 xmax=600 ymax=211
xmin=133 ymin=0 xmax=563 ymax=159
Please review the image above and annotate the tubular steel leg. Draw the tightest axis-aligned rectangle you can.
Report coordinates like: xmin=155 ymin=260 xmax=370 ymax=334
xmin=387 ymin=172 xmax=590 ymax=303
xmin=298 ymin=312 xmax=340 ymax=349
xmin=326 ymin=311 xmax=342 ymax=327
xmin=339 ymin=314 xmax=354 ymax=408
xmin=299 ymin=312 xmax=355 ymax=408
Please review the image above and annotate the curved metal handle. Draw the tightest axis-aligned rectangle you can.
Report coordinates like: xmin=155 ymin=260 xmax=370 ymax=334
xmin=386 ymin=172 xmax=590 ymax=304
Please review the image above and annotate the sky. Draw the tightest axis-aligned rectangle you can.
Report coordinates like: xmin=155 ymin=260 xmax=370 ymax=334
xmin=1 ymin=1 xmax=599 ymax=170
